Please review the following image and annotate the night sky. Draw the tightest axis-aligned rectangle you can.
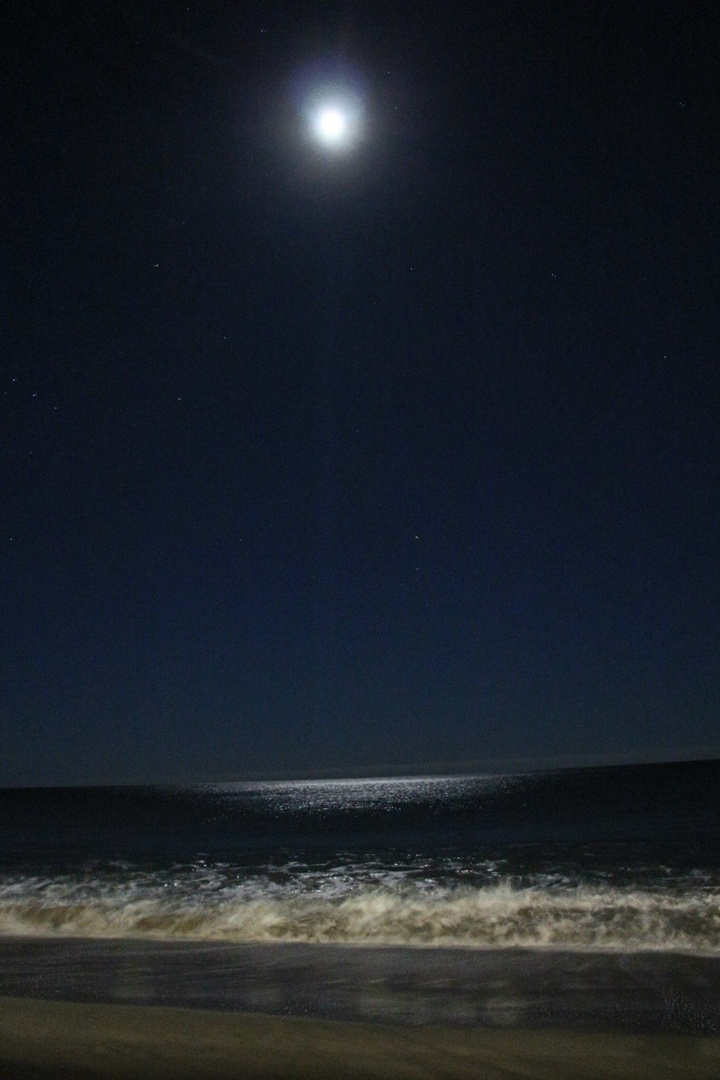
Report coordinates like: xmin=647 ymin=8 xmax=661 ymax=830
xmin=3 ymin=1 xmax=718 ymax=786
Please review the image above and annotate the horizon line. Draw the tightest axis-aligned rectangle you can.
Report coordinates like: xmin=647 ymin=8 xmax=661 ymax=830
xmin=2 ymin=745 xmax=718 ymax=790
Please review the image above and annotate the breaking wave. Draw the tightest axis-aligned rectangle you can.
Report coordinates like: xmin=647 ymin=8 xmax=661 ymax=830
xmin=1 ymin=871 xmax=718 ymax=953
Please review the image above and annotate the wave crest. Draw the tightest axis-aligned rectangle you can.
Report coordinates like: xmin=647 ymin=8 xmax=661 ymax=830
xmin=1 ymin=877 xmax=718 ymax=952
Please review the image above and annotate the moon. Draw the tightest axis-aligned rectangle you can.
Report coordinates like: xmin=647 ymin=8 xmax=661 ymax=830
xmin=315 ymin=107 xmax=347 ymax=145
xmin=291 ymin=64 xmax=366 ymax=154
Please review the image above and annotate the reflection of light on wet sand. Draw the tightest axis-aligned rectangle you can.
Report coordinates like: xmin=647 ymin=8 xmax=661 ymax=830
xmin=1 ymin=939 xmax=719 ymax=1037
xmin=483 ymin=997 xmax=529 ymax=1027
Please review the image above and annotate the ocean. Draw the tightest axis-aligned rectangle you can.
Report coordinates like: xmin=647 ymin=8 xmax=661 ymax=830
xmin=1 ymin=758 xmax=718 ymax=954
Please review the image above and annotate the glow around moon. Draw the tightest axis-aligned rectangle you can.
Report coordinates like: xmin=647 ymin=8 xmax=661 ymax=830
xmin=293 ymin=66 xmax=365 ymax=153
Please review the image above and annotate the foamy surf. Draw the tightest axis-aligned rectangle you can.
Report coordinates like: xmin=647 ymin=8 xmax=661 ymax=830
xmin=1 ymin=765 xmax=718 ymax=958
xmin=1 ymin=874 xmax=718 ymax=953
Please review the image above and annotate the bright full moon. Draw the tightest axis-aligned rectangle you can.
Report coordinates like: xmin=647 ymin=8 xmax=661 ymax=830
xmin=293 ymin=66 xmax=365 ymax=154
xmin=316 ymin=107 xmax=346 ymax=143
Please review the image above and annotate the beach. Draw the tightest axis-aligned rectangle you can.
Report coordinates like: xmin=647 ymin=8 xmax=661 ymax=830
xmin=1 ymin=770 xmax=718 ymax=1076
xmin=1 ymin=939 xmax=719 ymax=1078
xmin=2 ymin=995 xmax=720 ymax=1079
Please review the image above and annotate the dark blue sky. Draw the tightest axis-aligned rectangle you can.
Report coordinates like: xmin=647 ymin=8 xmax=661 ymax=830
xmin=3 ymin=0 xmax=718 ymax=785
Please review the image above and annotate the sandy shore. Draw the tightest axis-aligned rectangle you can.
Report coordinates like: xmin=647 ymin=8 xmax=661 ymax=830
xmin=1 ymin=938 xmax=719 ymax=1033
xmin=1 ymin=940 xmax=719 ymax=1077
xmin=1 ymin=995 xmax=720 ymax=1079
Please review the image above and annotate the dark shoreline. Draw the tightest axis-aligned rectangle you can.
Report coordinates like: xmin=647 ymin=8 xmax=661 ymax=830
xmin=0 ymin=937 xmax=719 ymax=1035
xmin=1 ymin=996 xmax=720 ymax=1079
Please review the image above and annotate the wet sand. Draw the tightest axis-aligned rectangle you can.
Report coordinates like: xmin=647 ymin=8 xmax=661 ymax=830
xmin=0 ymin=938 xmax=719 ymax=1033
xmin=1 ymin=996 xmax=720 ymax=1079
xmin=1 ymin=939 xmax=719 ymax=1077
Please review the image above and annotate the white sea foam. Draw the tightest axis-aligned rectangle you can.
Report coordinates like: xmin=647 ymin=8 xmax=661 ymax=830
xmin=0 ymin=871 xmax=718 ymax=953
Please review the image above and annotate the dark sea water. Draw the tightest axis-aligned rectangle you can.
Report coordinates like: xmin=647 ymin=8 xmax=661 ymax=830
xmin=1 ymin=760 xmax=718 ymax=953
